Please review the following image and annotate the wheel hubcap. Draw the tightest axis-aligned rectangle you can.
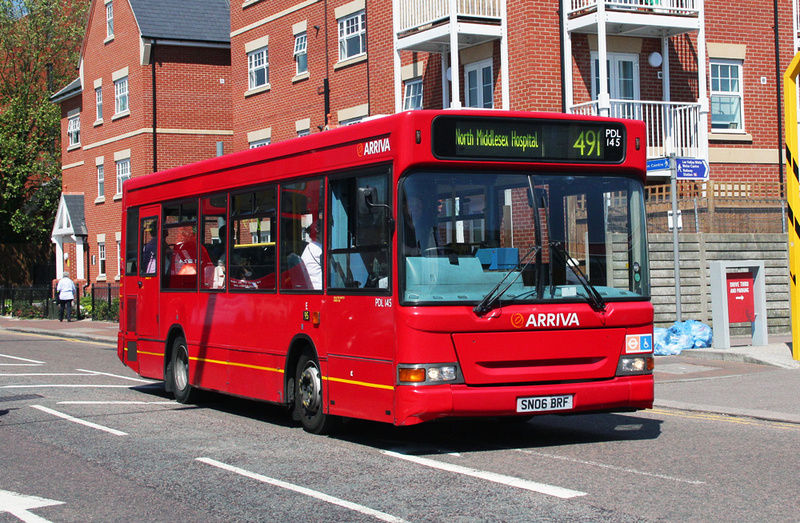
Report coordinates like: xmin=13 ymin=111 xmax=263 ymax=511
xmin=298 ymin=363 xmax=321 ymax=413
xmin=175 ymin=347 xmax=189 ymax=390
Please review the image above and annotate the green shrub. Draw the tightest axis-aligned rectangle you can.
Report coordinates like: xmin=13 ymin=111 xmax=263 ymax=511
xmin=13 ymin=302 xmax=47 ymax=319
xmin=93 ymin=298 xmax=119 ymax=322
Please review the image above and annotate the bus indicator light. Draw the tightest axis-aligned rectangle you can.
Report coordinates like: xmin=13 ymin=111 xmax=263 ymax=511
xmin=311 ymin=311 xmax=320 ymax=326
xmin=399 ymin=368 xmax=426 ymax=383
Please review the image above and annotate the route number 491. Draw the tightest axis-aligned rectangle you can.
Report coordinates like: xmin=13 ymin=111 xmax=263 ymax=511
xmin=572 ymin=130 xmax=603 ymax=157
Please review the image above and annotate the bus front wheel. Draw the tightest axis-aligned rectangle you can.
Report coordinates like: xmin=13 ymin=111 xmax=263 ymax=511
xmin=170 ymin=336 xmax=196 ymax=404
xmin=294 ymin=351 xmax=340 ymax=434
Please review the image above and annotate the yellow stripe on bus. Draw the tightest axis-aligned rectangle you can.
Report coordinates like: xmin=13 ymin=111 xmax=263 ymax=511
xmin=189 ymin=356 xmax=284 ymax=374
xmin=324 ymin=376 xmax=395 ymax=391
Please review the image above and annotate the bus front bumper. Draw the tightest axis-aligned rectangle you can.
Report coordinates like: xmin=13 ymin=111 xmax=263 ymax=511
xmin=393 ymin=375 xmax=653 ymax=426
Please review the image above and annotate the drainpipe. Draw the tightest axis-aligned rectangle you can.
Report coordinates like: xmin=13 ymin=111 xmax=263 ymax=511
xmin=558 ymin=2 xmax=566 ymax=113
xmin=774 ymin=0 xmax=785 ymax=197
xmin=152 ymin=39 xmax=158 ymax=173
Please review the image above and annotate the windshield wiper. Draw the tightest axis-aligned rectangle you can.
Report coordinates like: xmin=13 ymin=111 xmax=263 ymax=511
xmin=549 ymin=241 xmax=606 ymax=311
xmin=473 ymin=244 xmax=540 ymax=317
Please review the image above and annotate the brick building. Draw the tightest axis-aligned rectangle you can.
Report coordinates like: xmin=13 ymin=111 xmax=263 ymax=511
xmin=51 ymin=0 xmax=232 ymax=286
xmin=54 ymin=0 xmax=796 ymax=284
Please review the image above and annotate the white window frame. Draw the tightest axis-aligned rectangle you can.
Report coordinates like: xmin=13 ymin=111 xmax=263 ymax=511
xmin=710 ymin=58 xmax=745 ymax=133
xmin=294 ymin=33 xmax=308 ymax=75
xmin=403 ymin=78 xmax=423 ymax=110
xmin=338 ymin=11 xmax=366 ymax=62
xmin=67 ymin=114 xmax=80 ymax=147
xmin=95 ymin=87 xmax=103 ymax=122
xmin=464 ymin=59 xmax=493 ymax=109
xmin=114 ymin=77 xmax=128 ymax=116
xmin=248 ymin=46 xmax=269 ymax=90
xmin=106 ymin=1 xmax=113 ymax=39
xmin=249 ymin=138 xmax=270 ymax=148
xmin=98 ymin=242 xmax=107 ymax=277
xmin=97 ymin=164 xmax=105 ymax=199
xmin=116 ymin=240 xmax=122 ymax=277
xmin=115 ymin=158 xmax=130 ymax=195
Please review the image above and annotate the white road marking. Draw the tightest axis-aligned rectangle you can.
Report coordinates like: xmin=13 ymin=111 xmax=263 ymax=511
xmin=76 ymin=369 xmax=155 ymax=383
xmin=197 ymin=457 xmax=409 ymax=523
xmin=2 ymin=385 xmax=132 ymax=389
xmin=516 ymin=449 xmax=705 ymax=485
xmin=30 ymin=405 xmax=127 ymax=436
xmin=382 ymin=450 xmax=586 ymax=499
xmin=0 ymin=354 xmax=45 ymax=364
xmin=58 ymin=401 xmax=174 ymax=405
xmin=0 ymin=489 xmax=64 ymax=523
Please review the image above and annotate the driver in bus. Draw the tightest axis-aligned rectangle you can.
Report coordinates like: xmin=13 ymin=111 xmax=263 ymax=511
xmin=402 ymin=194 xmax=439 ymax=256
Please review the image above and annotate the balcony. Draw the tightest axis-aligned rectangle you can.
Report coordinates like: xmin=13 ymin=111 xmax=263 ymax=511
xmin=570 ymin=99 xmax=705 ymax=159
xmin=394 ymin=0 xmax=502 ymax=52
xmin=566 ymin=0 xmax=701 ymax=38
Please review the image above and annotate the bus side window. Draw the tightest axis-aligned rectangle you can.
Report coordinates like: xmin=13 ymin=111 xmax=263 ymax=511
xmin=281 ymin=179 xmax=323 ymax=291
xmin=229 ymin=187 xmax=277 ymax=291
xmin=140 ymin=216 xmax=159 ymax=277
xmin=201 ymin=194 xmax=228 ymax=290
xmin=125 ymin=208 xmax=140 ymax=276
xmin=162 ymin=200 xmax=199 ymax=290
xmin=329 ymin=171 xmax=391 ymax=291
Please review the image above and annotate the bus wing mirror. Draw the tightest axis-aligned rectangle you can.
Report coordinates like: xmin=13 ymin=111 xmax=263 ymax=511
xmin=358 ymin=187 xmax=377 ymax=214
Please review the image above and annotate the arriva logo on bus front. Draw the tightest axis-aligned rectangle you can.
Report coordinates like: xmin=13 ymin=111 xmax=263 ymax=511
xmin=511 ymin=312 xmax=580 ymax=328
xmin=357 ymin=138 xmax=390 ymax=157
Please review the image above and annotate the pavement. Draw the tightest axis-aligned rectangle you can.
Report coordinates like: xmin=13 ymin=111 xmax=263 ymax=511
xmin=1 ymin=315 xmax=799 ymax=425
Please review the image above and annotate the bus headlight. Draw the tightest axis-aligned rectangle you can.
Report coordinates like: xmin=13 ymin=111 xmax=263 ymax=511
xmin=398 ymin=364 xmax=462 ymax=385
xmin=616 ymin=356 xmax=655 ymax=376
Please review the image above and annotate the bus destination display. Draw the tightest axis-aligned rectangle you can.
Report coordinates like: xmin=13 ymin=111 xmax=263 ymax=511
xmin=432 ymin=116 xmax=626 ymax=163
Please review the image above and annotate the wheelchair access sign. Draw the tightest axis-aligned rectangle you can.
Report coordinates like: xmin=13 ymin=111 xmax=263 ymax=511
xmin=625 ymin=333 xmax=653 ymax=354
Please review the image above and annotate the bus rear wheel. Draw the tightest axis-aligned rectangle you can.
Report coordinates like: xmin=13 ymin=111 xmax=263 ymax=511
xmin=170 ymin=336 xmax=197 ymax=404
xmin=294 ymin=351 xmax=340 ymax=434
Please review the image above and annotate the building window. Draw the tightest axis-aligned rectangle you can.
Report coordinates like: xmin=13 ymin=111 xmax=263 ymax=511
xmin=97 ymin=164 xmax=104 ymax=198
xmin=297 ymin=129 xmax=310 ymax=137
xmin=249 ymin=138 xmax=270 ymax=148
xmin=338 ymin=11 xmax=365 ymax=62
xmin=403 ymin=79 xmax=423 ymax=110
xmin=116 ymin=240 xmax=121 ymax=277
xmin=114 ymin=77 xmax=128 ymax=115
xmin=95 ymin=87 xmax=103 ymax=122
xmin=116 ymin=158 xmax=130 ymax=195
xmin=294 ymin=33 xmax=308 ymax=75
xmin=711 ymin=59 xmax=744 ymax=131
xmin=465 ymin=59 xmax=493 ymax=109
xmin=98 ymin=242 xmax=107 ymax=277
xmin=106 ymin=1 xmax=113 ymax=38
xmin=67 ymin=115 xmax=80 ymax=147
xmin=248 ymin=47 xmax=269 ymax=90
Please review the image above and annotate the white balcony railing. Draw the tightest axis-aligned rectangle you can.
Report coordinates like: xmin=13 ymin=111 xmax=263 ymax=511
xmin=567 ymin=0 xmax=699 ymax=17
xmin=570 ymin=100 xmax=702 ymax=159
xmin=397 ymin=0 xmax=501 ymax=34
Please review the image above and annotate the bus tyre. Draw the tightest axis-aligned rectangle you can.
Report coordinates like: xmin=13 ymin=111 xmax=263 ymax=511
xmin=171 ymin=336 xmax=196 ymax=404
xmin=294 ymin=351 xmax=340 ymax=434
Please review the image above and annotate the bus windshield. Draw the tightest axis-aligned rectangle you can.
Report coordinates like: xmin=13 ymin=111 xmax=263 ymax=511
xmin=399 ymin=171 xmax=649 ymax=308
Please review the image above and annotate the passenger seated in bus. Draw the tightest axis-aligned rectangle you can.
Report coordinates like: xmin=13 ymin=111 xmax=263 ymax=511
xmin=301 ymin=220 xmax=323 ymax=289
xmin=402 ymin=195 xmax=439 ymax=256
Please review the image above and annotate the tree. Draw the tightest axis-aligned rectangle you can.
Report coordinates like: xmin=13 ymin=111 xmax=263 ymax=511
xmin=0 ymin=0 xmax=88 ymax=243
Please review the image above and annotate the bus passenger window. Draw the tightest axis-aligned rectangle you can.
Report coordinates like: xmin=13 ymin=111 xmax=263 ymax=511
xmin=140 ymin=217 xmax=159 ymax=276
xmin=329 ymin=171 xmax=391 ymax=290
xmin=229 ymin=187 xmax=276 ymax=291
xmin=201 ymin=194 xmax=228 ymax=290
xmin=281 ymin=179 xmax=323 ymax=291
xmin=162 ymin=200 xmax=198 ymax=290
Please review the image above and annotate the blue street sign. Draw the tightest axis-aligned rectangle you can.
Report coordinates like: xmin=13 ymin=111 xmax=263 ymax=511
xmin=646 ymin=157 xmax=670 ymax=171
xmin=676 ymin=158 xmax=709 ymax=180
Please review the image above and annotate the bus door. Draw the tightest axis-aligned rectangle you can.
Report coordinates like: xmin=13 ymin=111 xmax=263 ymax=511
xmin=130 ymin=205 xmax=162 ymax=353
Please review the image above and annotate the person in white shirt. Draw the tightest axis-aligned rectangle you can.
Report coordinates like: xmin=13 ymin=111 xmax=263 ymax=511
xmin=56 ymin=272 xmax=77 ymax=322
xmin=301 ymin=220 xmax=322 ymax=290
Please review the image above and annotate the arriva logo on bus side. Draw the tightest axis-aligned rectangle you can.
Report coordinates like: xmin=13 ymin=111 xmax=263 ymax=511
xmin=357 ymin=138 xmax=390 ymax=157
xmin=511 ymin=312 xmax=580 ymax=328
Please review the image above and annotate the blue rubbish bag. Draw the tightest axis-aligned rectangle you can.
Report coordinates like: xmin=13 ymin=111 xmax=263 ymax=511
xmin=653 ymin=320 xmax=713 ymax=355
